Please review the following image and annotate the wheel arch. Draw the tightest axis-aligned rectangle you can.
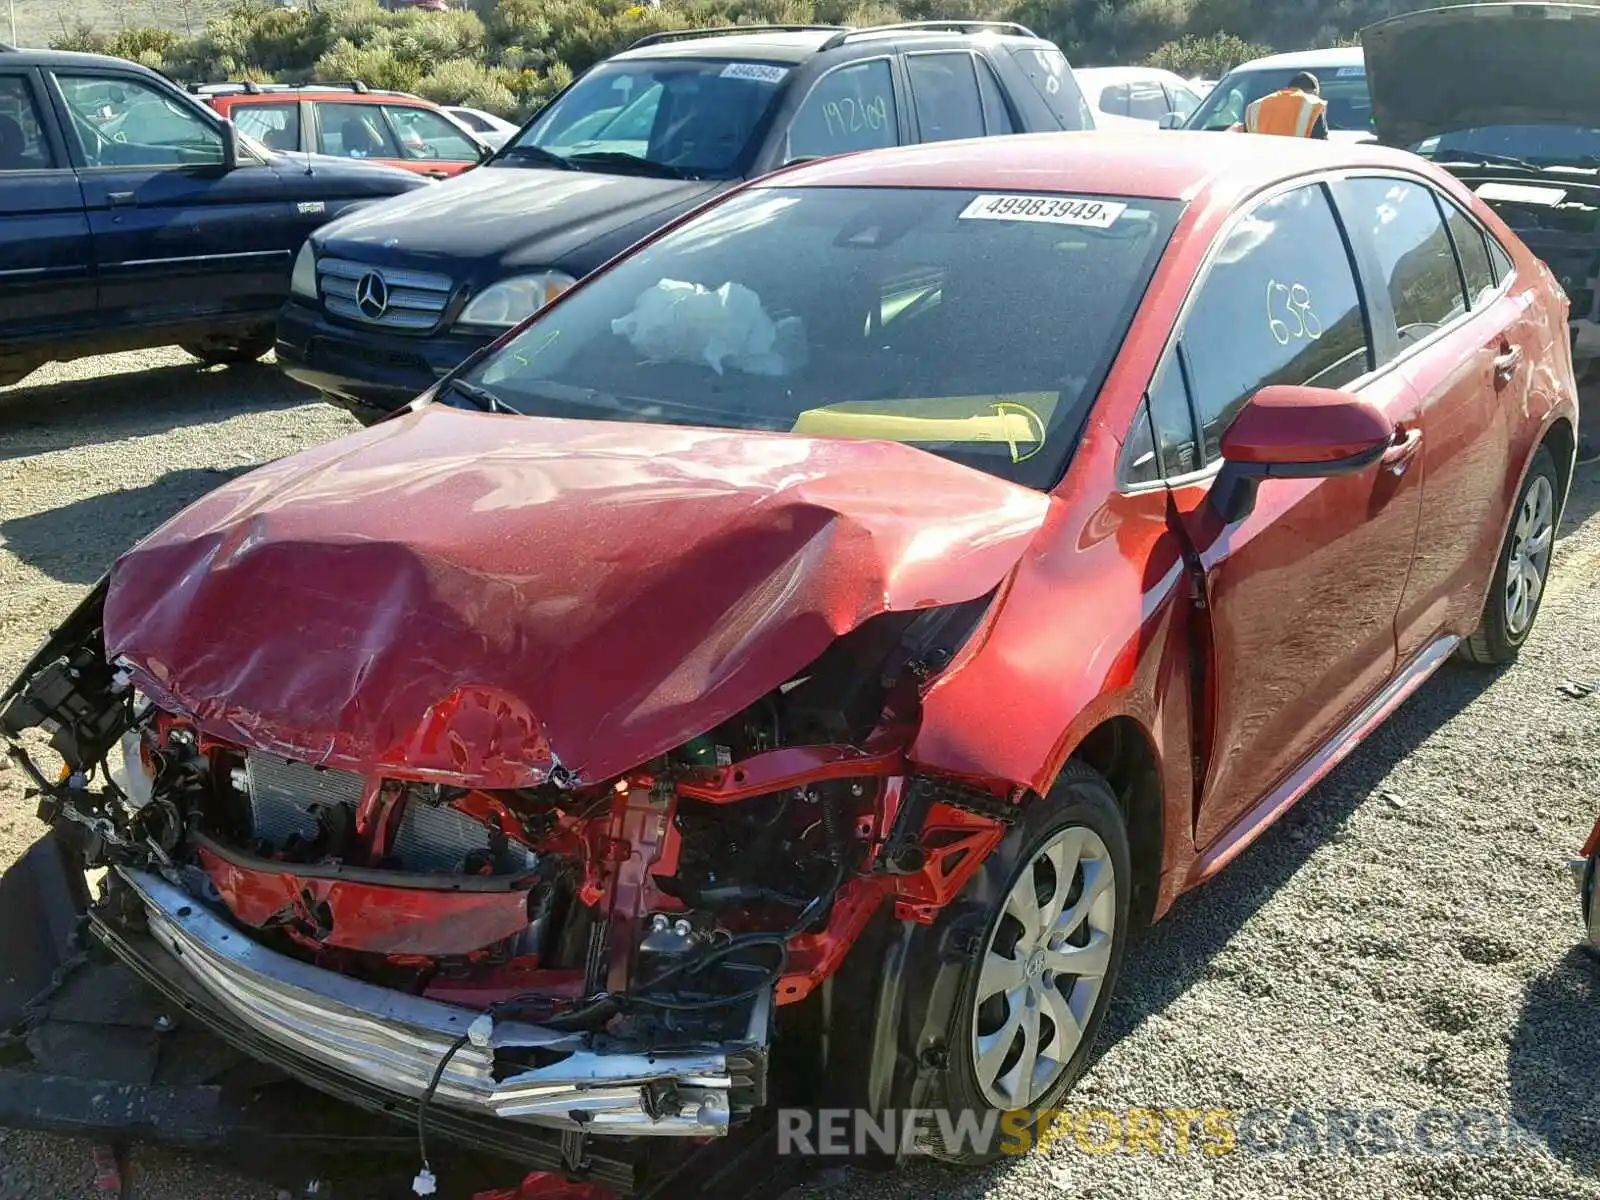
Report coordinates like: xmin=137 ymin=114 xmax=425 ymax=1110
xmin=1542 ymin=415 xmax=1576 ymax=518
xmin=1064 ymin=715 xmax=1165 ymax=927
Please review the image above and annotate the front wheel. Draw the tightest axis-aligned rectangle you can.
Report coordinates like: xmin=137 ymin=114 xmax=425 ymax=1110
xmin=180 ymin=330 xmax=274 ymax=366
xmin=922 ymin=762 xmax=1131 ymax=1163
xmin=1460 ymin=445 xmax=1559 ymax=665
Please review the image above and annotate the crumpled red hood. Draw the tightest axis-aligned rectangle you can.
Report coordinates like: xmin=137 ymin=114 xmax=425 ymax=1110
xmin=104 ymin=407 xmax=1050 ymax=787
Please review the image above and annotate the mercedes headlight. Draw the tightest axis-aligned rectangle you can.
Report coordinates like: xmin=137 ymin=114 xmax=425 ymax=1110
xmin=290 ymin=241 xmax=317 ymax=299
xmin=457 ymin=271 xmax=576 ymax=329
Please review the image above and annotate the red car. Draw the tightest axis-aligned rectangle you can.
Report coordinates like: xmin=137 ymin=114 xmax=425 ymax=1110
xmin=197 ymin=81 xmax=491 ymax=179
xmin=0 ymin=131 xmax=1577 ymax=1188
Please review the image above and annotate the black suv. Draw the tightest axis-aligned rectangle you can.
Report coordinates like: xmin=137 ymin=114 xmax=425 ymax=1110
xmin=275 ymin=21 xmax=1094 ymax=419
xmin=0 ymin=46 xmax=427 ymax=388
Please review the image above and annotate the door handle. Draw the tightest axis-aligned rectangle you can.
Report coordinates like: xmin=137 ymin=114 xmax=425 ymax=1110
xmin=107 ymin=191 xmax=136 ymax=207
xmin=1381 ymin=427 xmax=1423 ymax=475
xmin=1493 ymin=342 xmax=1522 ymax=386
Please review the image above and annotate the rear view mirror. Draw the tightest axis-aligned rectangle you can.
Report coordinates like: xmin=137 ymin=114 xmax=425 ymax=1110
xmin=1211 ymin=384 xmax=1399 ymax=522
xmin=1158 ymin=112 xmax=1185 ymax=130
xmin=220 ymin=118 xmax=240 ymax=170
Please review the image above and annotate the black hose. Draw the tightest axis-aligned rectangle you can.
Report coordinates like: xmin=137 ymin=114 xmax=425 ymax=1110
xmin=414 ymin=1030 xmax=471 ymax=1194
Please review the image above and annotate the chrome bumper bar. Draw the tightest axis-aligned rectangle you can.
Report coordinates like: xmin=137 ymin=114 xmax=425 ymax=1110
xmin=120 ymin=870 xmax=768 ymax=1136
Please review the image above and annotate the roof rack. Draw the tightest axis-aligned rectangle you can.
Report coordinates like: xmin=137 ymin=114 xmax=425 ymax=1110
xmin=818 ymin=20 xmax=1037 ymax=50
xmin=627 ymin=25 xmax=845 ymax=51
xmin=190 ymin=79 xmax=374 ymax=96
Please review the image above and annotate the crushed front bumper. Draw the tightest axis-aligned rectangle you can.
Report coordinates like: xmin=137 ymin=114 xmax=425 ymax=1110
xmin=117 ymin=869 xmax=767 ymax=1137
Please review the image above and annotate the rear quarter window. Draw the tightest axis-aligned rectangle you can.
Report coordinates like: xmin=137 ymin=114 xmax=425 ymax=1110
xmin=1438 ymin=199 xmax=1498 ymax=307
xmin=1007 ymin=47 xmax=1093 ymax=130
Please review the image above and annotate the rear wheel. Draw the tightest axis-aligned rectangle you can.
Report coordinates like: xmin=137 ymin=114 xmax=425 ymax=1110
xmin=922 ymin=762 xmax=1131 ymax=1163
xmin=180 ymin=330 xmax=274 ymax=366
xmin=1460 ymin=446 xmax=1558 ymax=665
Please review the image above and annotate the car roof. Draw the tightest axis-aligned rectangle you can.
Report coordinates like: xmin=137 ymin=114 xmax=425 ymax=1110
xmin=1228 ymin=46 xmax=1364 ymax=73
xmin=769 ymin=130 xmax=1424 ymax=203
xmin=612 ymin=30 xmax=840 ymax=64
xmin=609 ymin=23 xmax=1049 ymax=65
xmin=0 ymin=45 xmax=172 ymax=72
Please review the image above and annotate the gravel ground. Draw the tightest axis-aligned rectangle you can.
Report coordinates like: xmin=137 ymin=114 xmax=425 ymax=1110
xmin=1 ymin=349 xmax=1598 ymax=1200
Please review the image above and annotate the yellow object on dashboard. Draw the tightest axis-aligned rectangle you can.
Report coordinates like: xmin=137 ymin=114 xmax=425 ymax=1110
xmin=791 ymin=393 xmax=1056 ymax=463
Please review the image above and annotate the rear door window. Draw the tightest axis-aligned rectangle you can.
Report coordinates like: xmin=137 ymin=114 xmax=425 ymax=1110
xmin=233 ymin=102 xmax=299 ymax=151
xmin=316 ymin=102 xmax=400 ymax=159
xmin=0 ymin=75 xmax=54 ymax=169
xmin=383 ymin=105 xmax=480 ymax=163
xmin=1180 ymin=183 xmax=1372 ymax=461
xmin=787 ymin=59 xmax=898 ymax=159
xmin=906 ymin=53 xmax=986 ymax=143
xmin=1343 ymin=176 xmax=1468 ymax=349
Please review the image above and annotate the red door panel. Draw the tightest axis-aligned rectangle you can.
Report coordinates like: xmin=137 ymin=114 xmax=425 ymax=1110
xmin=1392 ymin=299 xmax=1522 ymax=659
xmin=1174 ymin=366 xmax=1422 ymax=848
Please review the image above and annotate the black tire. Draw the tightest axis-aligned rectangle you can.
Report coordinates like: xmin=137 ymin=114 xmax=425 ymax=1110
xmin=1459 ymin=445 xmax=1560 ymax=665
xmin=179 ymin=330 xmax=274 ymax=366
xmin=920 ymin=761 xmax=1132 ymax=1163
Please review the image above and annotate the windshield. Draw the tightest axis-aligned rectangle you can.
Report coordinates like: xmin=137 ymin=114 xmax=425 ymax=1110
xmin=455 ymin=186 xmax=1181 ymax=489
xmin=500 ymin=58 xmax=790 ymax=179
xmin=1185 ymin=65 xmax=1373 ymax=133
xmin=1414 ymin=125 xmax=1600 ymax=166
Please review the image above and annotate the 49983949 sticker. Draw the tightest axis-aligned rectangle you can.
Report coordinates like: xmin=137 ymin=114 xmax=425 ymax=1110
xmin=958 ymin=194 xmax=1127 ymax=228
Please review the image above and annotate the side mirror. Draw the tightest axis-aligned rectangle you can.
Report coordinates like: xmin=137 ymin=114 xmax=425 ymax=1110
xmin=1210 ymin=384 xmax=1399 ymax=522
xmin=1158 ymin=112 xmax=1185 ymax=130
xmin=220 ymin=118 xmax=241 ymax=170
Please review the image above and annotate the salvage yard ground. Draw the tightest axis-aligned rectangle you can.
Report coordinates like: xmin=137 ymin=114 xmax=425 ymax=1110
xmin=1 ymin=349 xmax=1598 ymax=1200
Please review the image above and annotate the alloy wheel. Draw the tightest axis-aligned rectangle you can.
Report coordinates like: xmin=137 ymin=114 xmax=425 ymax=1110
xmin=1505 ymin=474 xmax=1555 ymax=637
xmin=970 ymin=825 xmax=1118 ymax=1110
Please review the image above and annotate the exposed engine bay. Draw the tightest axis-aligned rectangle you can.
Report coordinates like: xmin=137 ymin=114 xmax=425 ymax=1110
xmin=0 ymin=580 xmax=1018 ymax=1140
xmin=1464 ymin=176 xmax=1600 ymax=360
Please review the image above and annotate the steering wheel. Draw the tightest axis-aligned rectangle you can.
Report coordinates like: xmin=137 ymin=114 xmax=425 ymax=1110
xmin=74 ymin=114 xmax=113 ymax=166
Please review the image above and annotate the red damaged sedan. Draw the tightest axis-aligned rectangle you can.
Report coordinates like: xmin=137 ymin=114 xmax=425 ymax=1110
xmin=0 ymin=132 xmax=1578 ymax=1186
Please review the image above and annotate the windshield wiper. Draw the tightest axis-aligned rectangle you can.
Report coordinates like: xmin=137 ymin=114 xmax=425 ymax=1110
xmin=1433 ymin=150 xmax=1545 ymax=173
xmin=564 ymin=150 xmax=691 ymax=180
xmin=496 ymin=144 xmax=575 ymax=171
xmin=441 ymin=378 xmax=521 ymax=415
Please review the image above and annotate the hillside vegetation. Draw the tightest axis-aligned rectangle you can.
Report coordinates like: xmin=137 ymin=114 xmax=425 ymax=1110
xmin=26 ymin=0 xmax=1578 ymax=120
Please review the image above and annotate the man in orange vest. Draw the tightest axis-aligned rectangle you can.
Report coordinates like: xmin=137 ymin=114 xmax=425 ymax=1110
xmin=1231 ymin=72 xmax=1329 ymax=138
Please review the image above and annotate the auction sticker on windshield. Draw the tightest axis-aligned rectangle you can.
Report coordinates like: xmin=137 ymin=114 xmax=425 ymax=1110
xmin=959 ymin=195 xmax=1127 ymax=227
xmin=720 ymin=62 xmax=789 ymax=83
